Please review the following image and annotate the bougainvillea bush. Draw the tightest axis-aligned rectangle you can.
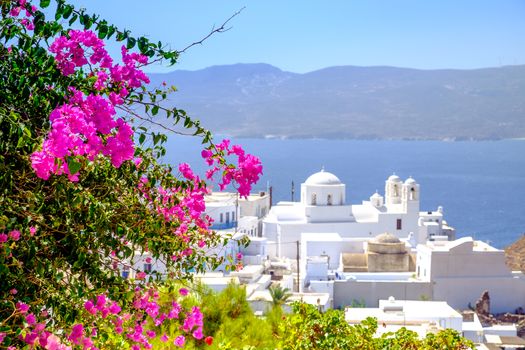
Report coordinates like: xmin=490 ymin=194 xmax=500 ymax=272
xmin=0 ymin=0 xmax=262 ymax=348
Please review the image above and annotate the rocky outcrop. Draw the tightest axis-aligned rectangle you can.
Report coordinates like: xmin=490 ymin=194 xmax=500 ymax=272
xmin=505 ymin=234 xmax=525 ymax=272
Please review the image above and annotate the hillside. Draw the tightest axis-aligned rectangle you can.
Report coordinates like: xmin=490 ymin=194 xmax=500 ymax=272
xmin=149 ymin=63 xmax=525 ymax=140
xmin=505 ymin=235 xmax=525 ymax=272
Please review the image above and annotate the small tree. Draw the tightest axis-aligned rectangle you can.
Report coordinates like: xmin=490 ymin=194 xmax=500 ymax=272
xmin=269 ymin=285 xmax=292 ymax=307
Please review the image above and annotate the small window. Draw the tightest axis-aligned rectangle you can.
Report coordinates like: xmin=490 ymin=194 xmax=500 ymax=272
xmin=311 ymin=193 xmax=317 ymax=205
xmin=232 ymin=211 xmax=235 ymax=221
xmin=220 ymin=213 xmax=223 ymax=223
xmin=122 ymin=266 xmax=130 ymax=279
xmin=226 ymin=212 xmax=230 ymax=223
xmin=144 ymin=263 xmax=152 ymax=273
xmin=327 ymin=194 xmax=332 ymax=206
xmin=396 ymin=219 xmax=402 ymax=230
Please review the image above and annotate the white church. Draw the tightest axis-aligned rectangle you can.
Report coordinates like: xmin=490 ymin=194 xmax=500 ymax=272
xmin=263 ymin=168 xmax=455 ymax=260
xmin=260 ymin=169 xmax=525 ymax=313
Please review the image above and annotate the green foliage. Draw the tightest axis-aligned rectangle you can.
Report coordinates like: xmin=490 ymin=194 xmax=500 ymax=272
xmin=0 ymin=0 xmax=226 ymax=346
xmin=278 ymin=302 xmax=475 ymax=350
xmin=269 ymin=284 xmax=292 ymax=307
xmin=199 ymin=283 xmax=277 ymax=349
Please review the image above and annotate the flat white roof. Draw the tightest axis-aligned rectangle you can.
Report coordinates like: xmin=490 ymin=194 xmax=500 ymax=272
xmin=346 ymin=299 xmax=461 ymax=323
xmin=247 ymin=290 xmax=330 ymax=306
xmin=419 ymin=237 xmax=500 ymax=253
xmin=230 ymin=264 xmax=264 ymax=277
xmin=343 ymin=272 xmax=416 ymax=282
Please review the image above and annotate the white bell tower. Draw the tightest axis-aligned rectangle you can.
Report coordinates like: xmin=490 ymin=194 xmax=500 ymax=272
xmin=402 ymin=177 xmax=420 ymax=213
xmin=385 ymin=174 xmax=402 ymax=205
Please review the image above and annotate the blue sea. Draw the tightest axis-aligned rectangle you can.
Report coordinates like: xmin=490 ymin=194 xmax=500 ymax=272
xmin=164 ymin=137 xmax=525 ymax=249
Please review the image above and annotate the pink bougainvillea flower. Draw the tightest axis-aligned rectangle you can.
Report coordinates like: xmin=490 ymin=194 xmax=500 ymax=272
xmin=173 ymin=335 xmax=185 ymax=347
xmin=16 ymin=302 xmax=30 ymax=313
xmin=9 ymin=230 xmax=20 ymax=241
xmin=178 ymin=288 xmax=189 ymax=296
xmin=25 ymin=313 xmax=36 ymax=325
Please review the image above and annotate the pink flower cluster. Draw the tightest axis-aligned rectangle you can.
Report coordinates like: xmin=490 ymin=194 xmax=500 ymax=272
xmin=202 ymin=139 xmax=263 ymax=197
xmin=49 ymin=29 xmax=150 ymax=93
xmin=14 ymin=302 xmax=72 ymax=349
xmin=84 ymin=295 xmax=121 ymax=318
xmin=12 ymin=289 xmax=213 ymax=349
xmin=112 ymin=288 xmax=210 ymax=349
xmin=32 ymin=29 xmax=151 ymax=182
xmin=49 ymin=30 xmax=112 ymax=76
xmin=137 ymin=164 xmax=214 ymax=258
xmin=67 ymin=324 xmax=96 ymax=349
xmin=9 ymin=0 xmax=36 ymax=31
xmin=0 ymin=230 xmax=21 ymax=247
xmin=31 ymin=89 xmax=134 ymax=181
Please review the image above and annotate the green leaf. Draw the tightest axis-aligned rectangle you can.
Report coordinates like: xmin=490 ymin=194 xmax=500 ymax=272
xmin=66 ymin=157 xmax=81 ymax=174
xmin=137 ymin=37 xmax=148 ymax=53
xmin=55 ymin=4 xmax=64 ymax=20
xmin=151 ymin=105 xmax=159 ymax=116
xmin=106 ymin=26 xmax=116 ymax=39
xmin=126 ymin=37 xmax=136 ymax=49
xmin=40 ymin=0 xmax=51 ymax=8
xmin=69 ymin=13 xmax=78 ymax=26
xmin=97 ymin=22 xmax=108 ymax=39
xmin=62 ymin=5 xmax=73 ymax=19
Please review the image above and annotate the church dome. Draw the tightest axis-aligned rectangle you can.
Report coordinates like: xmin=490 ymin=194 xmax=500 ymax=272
xmin=305 ymin=169 xmax=342 ymax=186
xmin=368 ymin=232 xmax=406 ymax=254
xmin=387 ymin=174 xmax=401 ymax=182
xmin=404 ymin=177 xmax=417 ymax=185
xmin=373 ymin=232 xmax=401 ymax=244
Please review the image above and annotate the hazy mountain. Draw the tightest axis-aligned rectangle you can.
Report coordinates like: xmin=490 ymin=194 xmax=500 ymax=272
xmin=148 ymin=63 xmax=525 ymax=140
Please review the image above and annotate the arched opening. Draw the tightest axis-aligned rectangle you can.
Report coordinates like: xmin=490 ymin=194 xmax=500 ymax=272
xmin=409 ymin=187 xmax=415 ymax=200
xmin=311 ymin=193 xmax=317 ymax=205
xmin=327 ymin=194 xmax=332 ymax=206
xmin=393 ymin=184 xmax=399 ymax=197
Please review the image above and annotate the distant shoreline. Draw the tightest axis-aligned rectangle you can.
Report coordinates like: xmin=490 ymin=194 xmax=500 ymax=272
xmin=224 ymin=135 xmax=525 ymax=142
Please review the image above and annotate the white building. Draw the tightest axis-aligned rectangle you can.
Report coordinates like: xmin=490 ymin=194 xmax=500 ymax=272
xmin=345 ymin=297 xmax=463 ymax=338
xmin=309 ymin=237 xmax=525 ymax=314
xmin=263 ymin=169 xmax=454 ymax=260
xmin=417 ymin=237 xmax=525 ymax=313
xmin=117 ymin=191 xmax=270 ymax=278
xmin=206 ymin=191 xmax=270 ymax=237
xmin=261 ymin=169 xmax=525 ymax=314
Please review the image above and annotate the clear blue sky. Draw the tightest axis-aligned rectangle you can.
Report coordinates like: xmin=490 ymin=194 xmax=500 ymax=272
xmin=67 ymin=0 xmax=525 ymax=73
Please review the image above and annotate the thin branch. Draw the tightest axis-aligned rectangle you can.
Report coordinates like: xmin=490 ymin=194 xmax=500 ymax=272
xmin=117 ymin=105 xmax=198 ymax=136
xmin=177 ymin=7 xmax=245 ymax=54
